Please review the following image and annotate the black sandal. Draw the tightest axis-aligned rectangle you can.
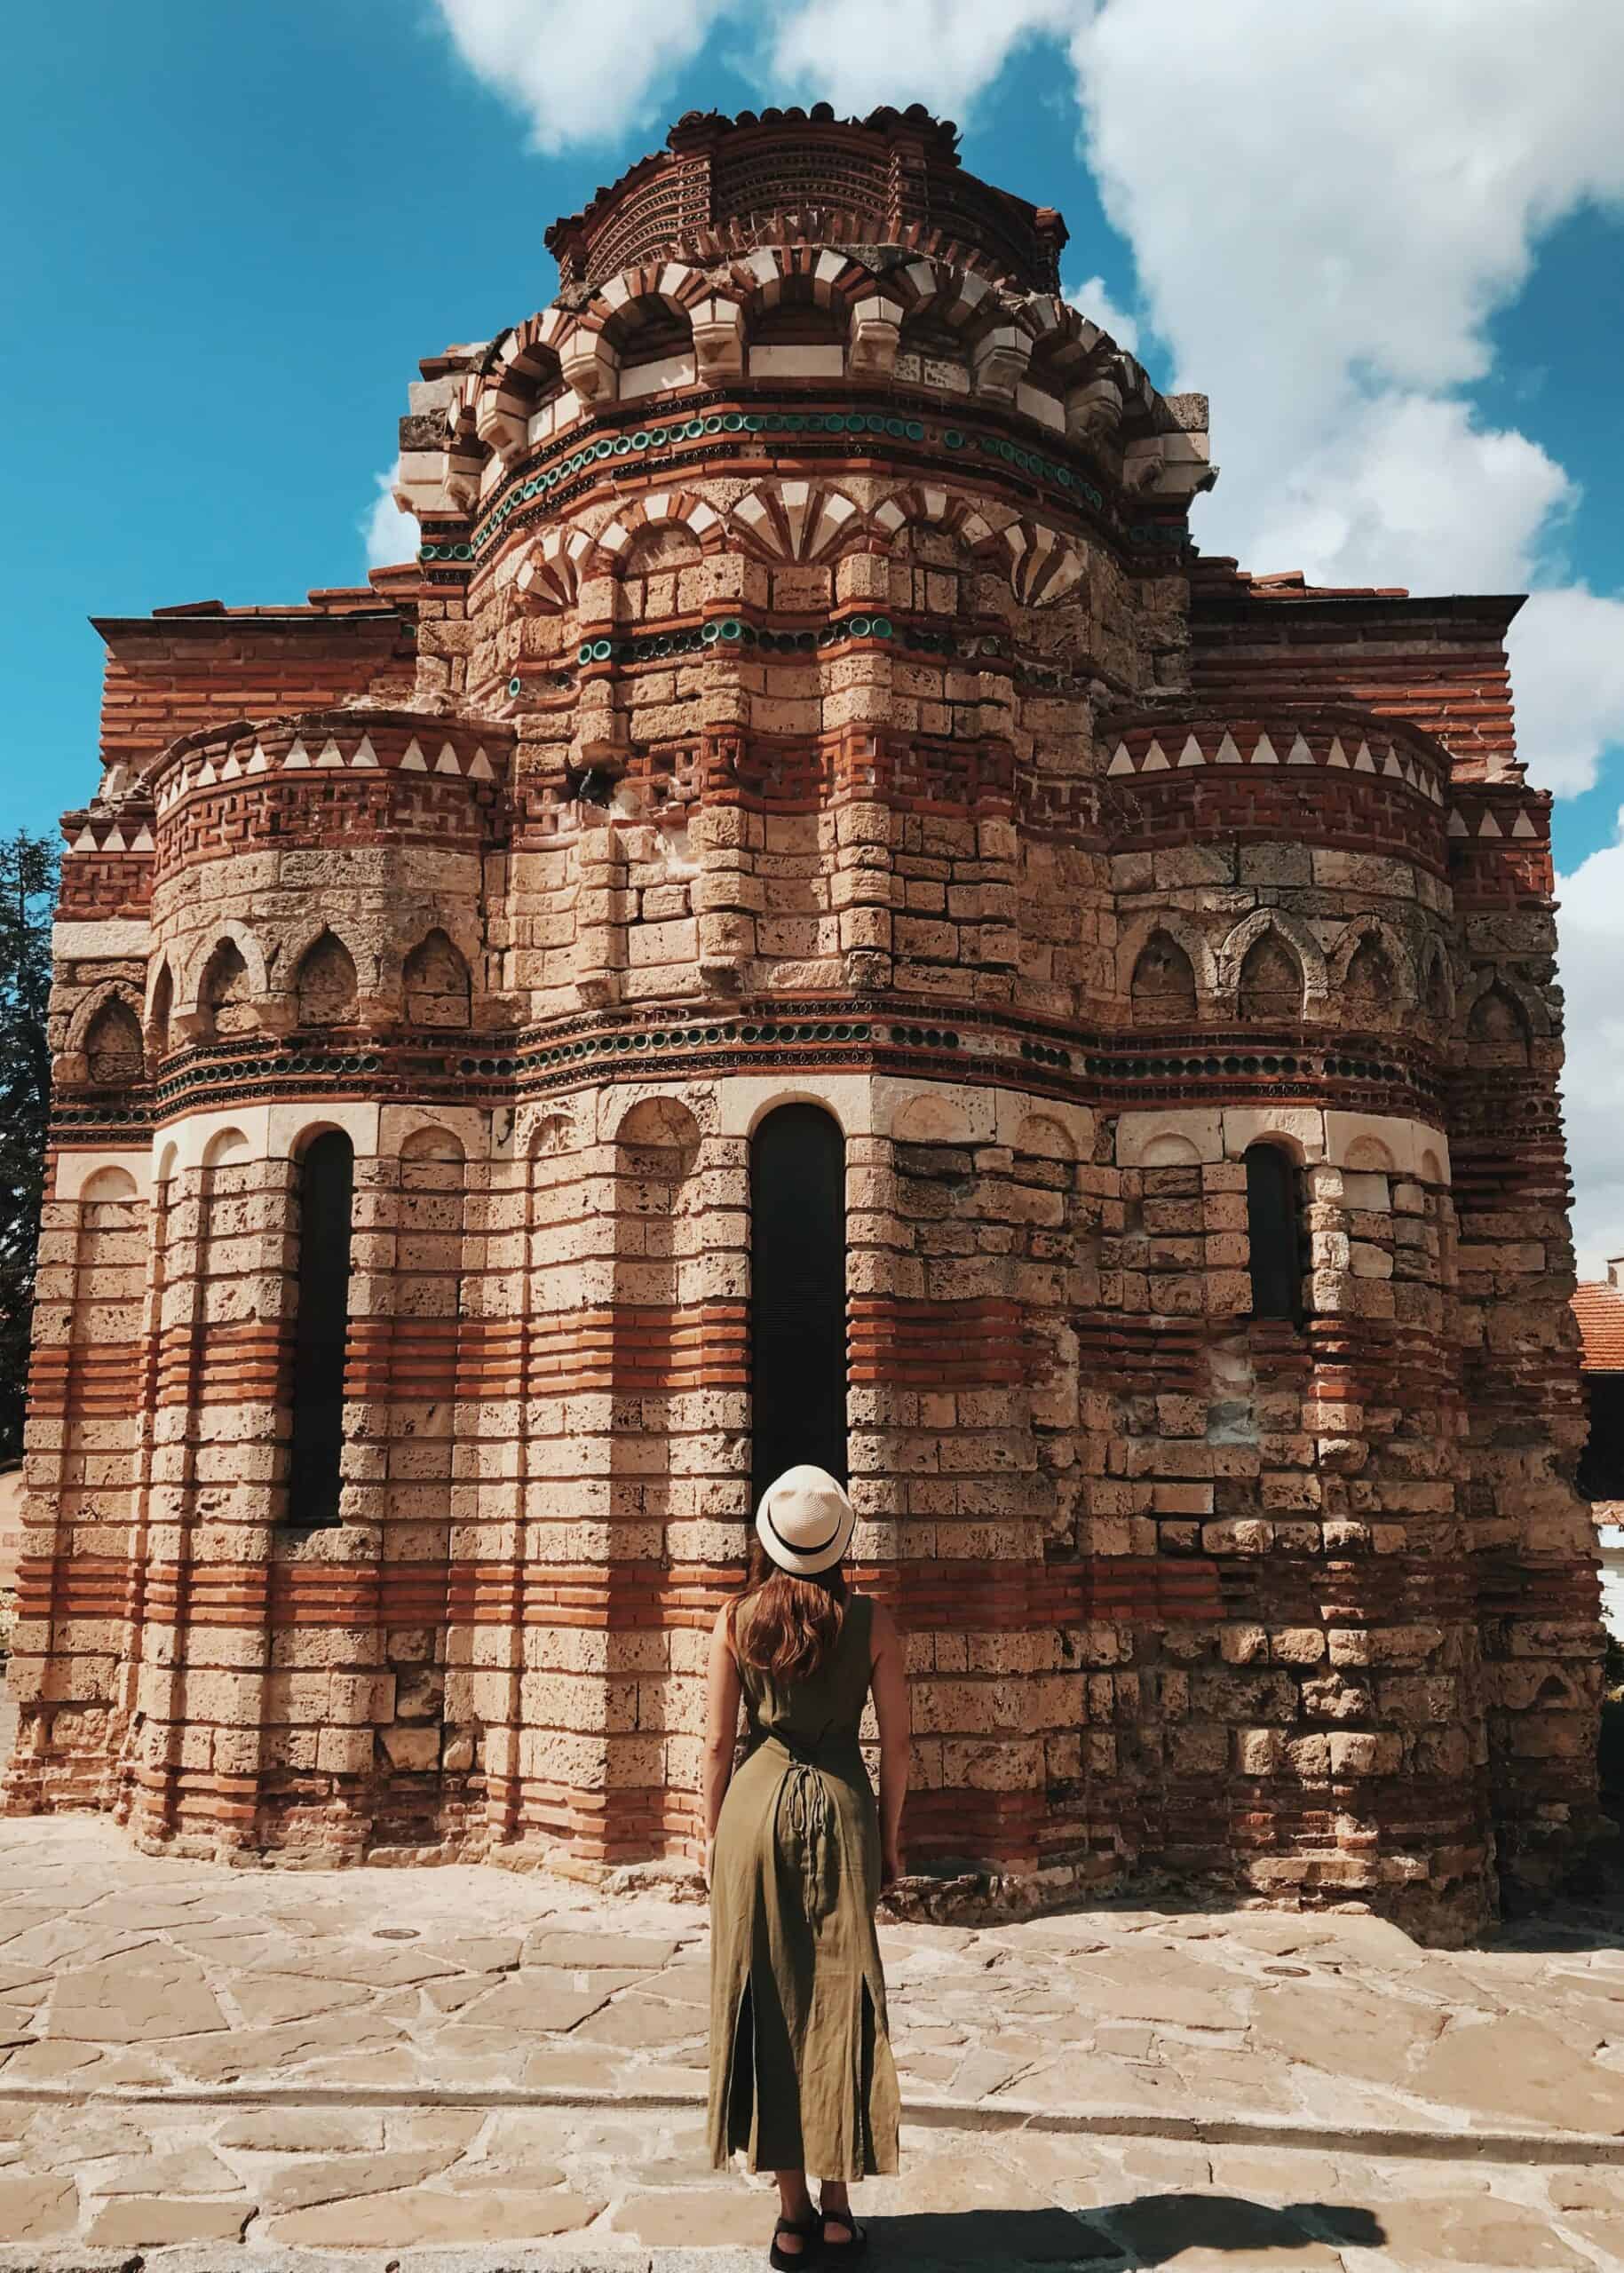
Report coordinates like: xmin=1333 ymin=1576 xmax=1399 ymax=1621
xmin=819 ymin=2204 xmax=868 ymax=2261
xmin=770 ymin=2209 xmax=822 ymax=2269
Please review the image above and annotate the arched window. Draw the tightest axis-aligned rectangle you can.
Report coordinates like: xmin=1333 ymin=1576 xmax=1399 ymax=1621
xmin=288 ymin=1131 xmax=354 ymax=1526
xmin=750 ymin=1105 xmax=847 ymax=1507
xmin=1245 ymin=1143 xmax=1303 ymax=1323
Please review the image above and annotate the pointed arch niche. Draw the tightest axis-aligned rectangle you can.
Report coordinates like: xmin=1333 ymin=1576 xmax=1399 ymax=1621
xmin=1130 ymin=931 xmax=1198 ymax=1024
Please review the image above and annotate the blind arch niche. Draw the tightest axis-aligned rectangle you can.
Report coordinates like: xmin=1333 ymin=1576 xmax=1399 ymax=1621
xmin=749 ymin=1104 xmax=848 ymax=1509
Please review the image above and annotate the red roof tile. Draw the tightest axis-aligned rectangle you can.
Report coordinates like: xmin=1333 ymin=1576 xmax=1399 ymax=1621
xmin=1573 ymin=1280 xmax=1624 ymax=1373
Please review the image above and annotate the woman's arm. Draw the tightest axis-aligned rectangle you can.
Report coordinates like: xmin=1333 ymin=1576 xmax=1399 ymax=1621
xmin=701 ymin=1602 xmax=743 ymax=1885
xmin=869 ymin=1599 xmax=910 ymax=1886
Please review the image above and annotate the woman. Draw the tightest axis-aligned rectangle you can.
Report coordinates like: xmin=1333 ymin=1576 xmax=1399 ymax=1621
xmin=705 ymin=1463 xmax=909 ymax=2267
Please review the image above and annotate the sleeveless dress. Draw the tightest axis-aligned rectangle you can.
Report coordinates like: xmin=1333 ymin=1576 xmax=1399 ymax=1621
xmin=708 ymin=1590 xmax=900 ymax=2178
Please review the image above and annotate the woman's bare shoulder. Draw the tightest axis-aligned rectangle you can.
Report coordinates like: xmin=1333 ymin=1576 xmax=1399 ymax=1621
xmin=865 ymin=1596 xmax=899 ymax=1655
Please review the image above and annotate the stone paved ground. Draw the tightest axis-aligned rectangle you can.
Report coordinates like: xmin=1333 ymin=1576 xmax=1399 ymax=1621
xmin=2 ymin=1811 xmax=1624 ymax=2270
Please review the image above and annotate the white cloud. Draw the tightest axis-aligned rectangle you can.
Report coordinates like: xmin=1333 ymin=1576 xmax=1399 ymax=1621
xmin=1065 ymin=0 xmax=1624 ymax=804
xmin=432 ymin=0 xmax=1070 ymax=145
xmin=1066 ymin=273 xmax=1137 ymax=357
xmin=764 ymin=0 xmax=1070 ymax=121
xmin=1511 ymin=586 xmax=1624 ymax=800
xmin=1557 ymin=816 xmax=1624 ymax=1279
xmin=363 ymin=463 xmax=418 ymax=570
xmin=433 ymin=0 xmax=735 ymax=152
xmin=1223 ymin=391 xmax=1574 ymax=596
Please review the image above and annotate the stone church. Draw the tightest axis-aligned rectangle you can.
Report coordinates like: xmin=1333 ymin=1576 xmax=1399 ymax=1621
xmin=7 ymin=107 xmax=1603 ymax=1936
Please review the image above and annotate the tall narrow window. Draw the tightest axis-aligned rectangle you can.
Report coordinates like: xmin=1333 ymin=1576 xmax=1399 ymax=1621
xmin=1245 ymin=1142 xmax=1303 ymax=1323
xmin=750 ymin=1105 xmax=847 ymax=1506
xmin=289 ymin=1130 xmax=354 ymax=1526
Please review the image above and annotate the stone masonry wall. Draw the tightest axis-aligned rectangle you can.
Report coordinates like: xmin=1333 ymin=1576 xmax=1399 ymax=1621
xmin=7 ymin=111 xmax=1602 ymax=1937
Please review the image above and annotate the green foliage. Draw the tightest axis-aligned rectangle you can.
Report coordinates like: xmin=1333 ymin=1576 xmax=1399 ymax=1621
xmin=0 ymin=832 xmax=59 ymax=1461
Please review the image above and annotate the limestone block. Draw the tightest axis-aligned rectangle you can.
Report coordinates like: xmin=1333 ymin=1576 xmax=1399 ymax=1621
xmin=1222 ymin=1105 xmax=1325 ymax=1160
xmin=1117 ymin=1109 xmax=1222 ymax=1168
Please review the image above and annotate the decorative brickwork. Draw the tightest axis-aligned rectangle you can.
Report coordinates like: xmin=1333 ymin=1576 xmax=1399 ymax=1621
xmin=6 ymin=114 xmax=1602 ymax=1937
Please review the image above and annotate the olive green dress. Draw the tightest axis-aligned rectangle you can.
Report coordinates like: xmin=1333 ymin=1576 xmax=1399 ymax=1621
xmin=708 ymin=1590 xmax=900 ymax=2179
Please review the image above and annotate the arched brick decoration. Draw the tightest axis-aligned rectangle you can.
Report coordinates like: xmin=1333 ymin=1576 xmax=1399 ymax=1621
xmin=871 ymin=484 xmax=996 ymax=550
xmin=515 ymin=527 xmax=591 ymax=614
xmin=1000 ymin=519 xmax=1086 ymax=606
xmin=731 ymin=481 xmax=864 ymax=563
xmin=590 ymin=491 xmax=725 ymax=573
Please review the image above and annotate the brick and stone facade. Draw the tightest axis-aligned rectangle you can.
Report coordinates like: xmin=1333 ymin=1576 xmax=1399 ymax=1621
xmin=5 ymin=106 xmax=1603 ymax=1936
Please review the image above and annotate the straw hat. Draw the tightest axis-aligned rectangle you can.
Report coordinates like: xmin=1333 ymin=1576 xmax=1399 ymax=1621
xmin=755 ymin=1464 xmax=855 ymax=1577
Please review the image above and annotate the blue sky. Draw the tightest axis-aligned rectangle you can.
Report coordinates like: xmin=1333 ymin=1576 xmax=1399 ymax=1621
xmin=4 ymin=0 xmax=1623 ymax=1264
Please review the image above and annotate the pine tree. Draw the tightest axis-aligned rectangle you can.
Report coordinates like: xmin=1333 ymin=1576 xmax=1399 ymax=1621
xmin=0 ymin=832 xmax=59 ymax=1462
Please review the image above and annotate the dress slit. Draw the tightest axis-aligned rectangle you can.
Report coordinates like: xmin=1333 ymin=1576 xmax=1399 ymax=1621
xmin=726 ymin=1977 xmax=757 ymax=2154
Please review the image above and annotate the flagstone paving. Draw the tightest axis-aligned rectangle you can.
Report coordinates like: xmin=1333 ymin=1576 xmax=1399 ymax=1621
xmin=1 ymin=1815 xmax=1624 ymax=2269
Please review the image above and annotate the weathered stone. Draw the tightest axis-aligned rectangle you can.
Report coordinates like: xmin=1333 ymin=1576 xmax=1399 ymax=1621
xmin=85 ymin=2194 xmax=252 ymax=2245
xmin=254 ymin=2146 xmax=465 ymax=2214
xmin=1413 ymin=2016 xmax=1624 ymax=2132
xmin=1375 ymin=2193 xmax=1591 ymax=2268
xmin=0 ymin=2175 xmax=76 ymax=2241
xmin=266 ymin=2184 xmax=603 ymax=2245
xmin=49 ymin=1948 xmax=226 ymax=2043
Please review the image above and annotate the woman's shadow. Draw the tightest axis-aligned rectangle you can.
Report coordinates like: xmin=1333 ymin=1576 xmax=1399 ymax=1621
xmin=867 ymin=2192 xmax=1384 ymax=2267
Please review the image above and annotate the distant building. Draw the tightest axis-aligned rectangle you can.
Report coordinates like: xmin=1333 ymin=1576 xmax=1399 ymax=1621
xmin=1573 ymin=1260 xmax=1624 ymax=1638
xmin=4 ymin=104 xmax=1603 ymax=1935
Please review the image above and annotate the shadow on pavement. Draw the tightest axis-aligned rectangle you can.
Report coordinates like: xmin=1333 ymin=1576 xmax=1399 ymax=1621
xmin=865 ymin=2193 xmax=1384 ymax=2267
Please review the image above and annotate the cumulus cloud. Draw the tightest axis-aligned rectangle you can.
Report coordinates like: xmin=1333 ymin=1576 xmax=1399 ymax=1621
xmin=1511 ymin=585 xmax=1624 ymax=801
xmin=1066 ymin=273 xmax=1137 ymax=357
xmin=1065 ymin=0 xmax=1624 ymax=802
xmin=1557 ymin=815 xmax=1624 ymax=1279
xmin=362 ymin=463 xmax=418 ymax=570
xmin=433 ymin=0 xmax=735 ymax=153
xmin=764 ymin=0 xmax=1069 ymax=121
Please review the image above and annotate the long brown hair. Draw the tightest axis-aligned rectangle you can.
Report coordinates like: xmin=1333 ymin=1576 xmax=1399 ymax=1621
xmin=731 ymin=1538 xmax=848 ymax=1683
